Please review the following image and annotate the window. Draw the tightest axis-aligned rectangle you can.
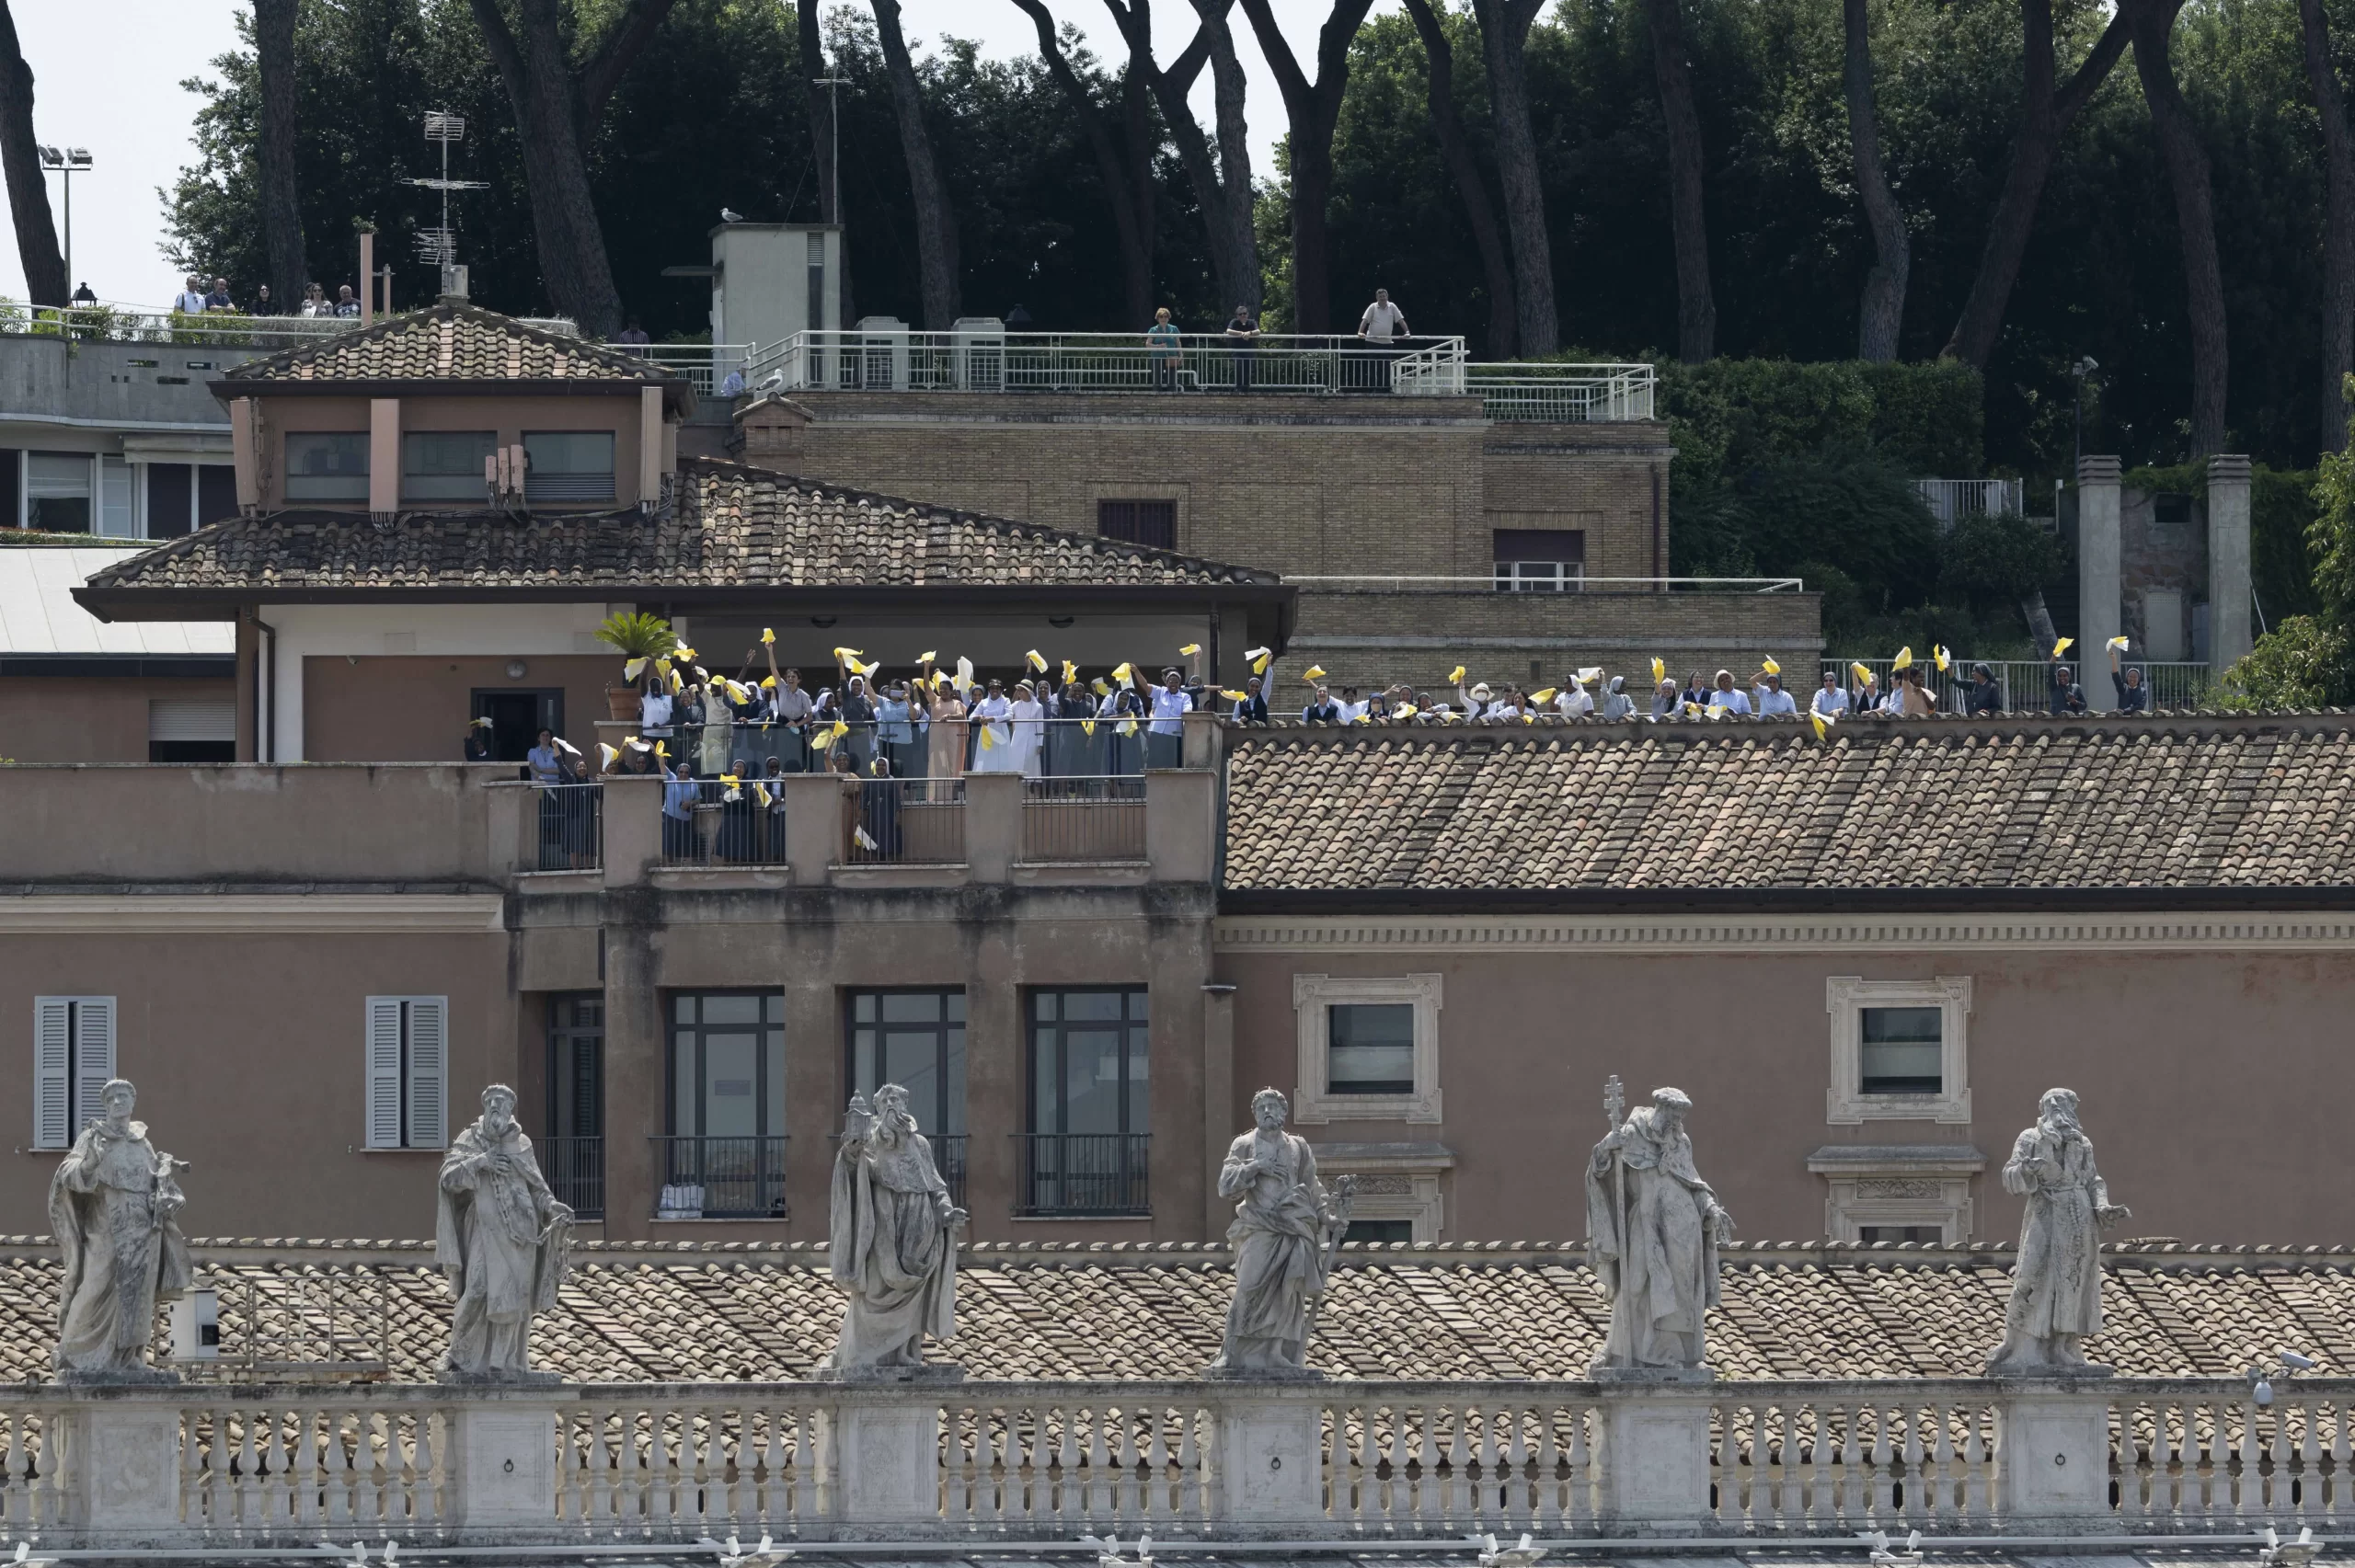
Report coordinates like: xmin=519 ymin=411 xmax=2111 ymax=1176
xmin=146 ymin=463 xmax=192 ymax=539
xmin=363 ymin=996 xmax=448 ymax=1150
xmin=403 ymin=430 xmax=496 ymax=502
xmin=806 ymin=231 xmax=828 ymax=334
xmin=98 ymin=455 xmax=135 ymax=538
xmin=32 ymin=997 xmax=115 ymax=1150
xmin=1825 ymin=977 xmax=1972 ymax=1124
xmin=285 ymin=432 xmax=369 ymax=501
xmin=1346 ymin=1219 xmax=1415 ymax=1244
xmin=1860 ymin=1006 xmax=1943 ymax=1093
xmin=1493 ymin=528 xmax=1585 ymax=592
xmin=27 ymin=452 xmax=93 ymax=532
xmin=1809 ymin=1144 xmax=1985 ymax=1243
xmin=847 ymin=991 xmax=966 ymax=1198
xmin=523 ymin=430 xmax=616 ymax=503
xmin=545 ymin=993 xmax=603 ymax=1219
xmin=1291 ymin=974 xmax=1443 ymax=1124
xmin=1097 ymin=498 xmax=1176 ymax=551
xmin=149 ymin=699 xmax=236 ymax=762
xmin=1858 ymin=1225 xmax=1940 ymax=1244
xmin=197 ymin=465 xmax=239 ymax=529
xmin=0 ymin=450 xmax=17 ymax=526
xmin=1023 ymin=989 xmax=1150 ymax=1214
xmin=663 ymin=992 xmax=786 ymax=1219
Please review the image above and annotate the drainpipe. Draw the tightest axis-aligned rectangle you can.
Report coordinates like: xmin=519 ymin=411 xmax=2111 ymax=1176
xmin=1649 ymin=464 xmax=1664 ymax=586
xmin=257 ymin=614 xmax=277 ymax=763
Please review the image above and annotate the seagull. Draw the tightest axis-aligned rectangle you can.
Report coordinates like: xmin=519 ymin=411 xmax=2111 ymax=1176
xmin=2260 ymin=1526 xmax=2319 ymax=1568
xmin=1471 ymin=1533 xmax=1545 ymax=1568
xmin=1081 ymin=1534 xmax=1153 ymax=1568
xmin=700 ymin=1533 xmax=793 ymax=1568
xmin=720 ymin=207 xmax=745 ymax=223
xmin=1859 ymin=1528 xmax=1924 ymax=1568
xmin=11 ymin=1543 xmax=55 ymax=1568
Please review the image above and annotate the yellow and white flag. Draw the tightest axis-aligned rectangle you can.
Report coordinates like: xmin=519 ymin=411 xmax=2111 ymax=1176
xmin=1851 ymin=661 xmax=1873 ymax=683
xmin=1063 ymin=659 xmax=1079 ymax=685
xmin=1891 ymin=647 xmax=1914 ymax=671
xmin=1761 ymin=656 xmax=1780 ymax=676
xmin=1934 ymin=646 xmax=1952 ymax=672
xmin=1650 ymin=657 xmax=1665 ymax=685
xmin=1026 ymin=649 xmax=1048 ymax=672
xmin=1111 ymin=662 xmax=1134 ymax=684
xmin=1529 ymin=687 xmax=1558 ymax=705
xmin=1246 ymin=646 xmax=1272 ymax=674
xmin=1303 ymin=665 xmax=1327 ymax=681
xmin=919 ymin=649 xmax=936 ymax=664
xmin=1179 ymin=642 xmax=1201 ymax=656
xmin=598 ymin=742 xmax=618 ymax=769
xmin=623 ymin=657 xmax=649 ymax=681
xmin=2052 ymin=636 xmax=2074 ymax=658
xmin=1448 ymin=665 xmax=1465 ymax=683
xmin=1810 ymin=708 xmax=1832 ymax=740
xmin=854 ymin=826 xmax=879 ymax=852
xmin=1576 ymin=666 xmax=1603 ymax=685
xmin=761 ymin=627 xmax=775 ymax=646
xmin=2106 ymin=635 xmax=2130 ymax=652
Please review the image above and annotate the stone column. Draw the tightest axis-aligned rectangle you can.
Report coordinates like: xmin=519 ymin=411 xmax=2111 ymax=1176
xmin=1993 ymin=1382 xmax=2112 ymax=1528
xmin=368 ymin=398 xmax=401 ymax=515
xmin=1592 ymin=1382 xmax=1716 ymax=1534
xmin=780 ymin=773 xmax=844 ymax=884
xmin=599 ymin=780 xmax=663 ymax=1239
xmin=1211 ymin=1391 xmax=1327 ymax=1534
xmin=1147 ymin=769 xmax=1216 ymax=883
xmin=2208 ymin=453 xmax=2254 ymax=669
xmin=63 ymin=1399 xmax=181 ymax=1539
xmin=600 ymin=773 xmax=661 ymax=887
xmin=963 ymin=772 xmax=1021 ymax=880
xmin=2076 ymin=455 xmax=2123 ymax=710
xmin=1201 ymin=983 xmax=1236 ymax=1240
xmin=442 ymin=1398 xmax=564 ymax=1532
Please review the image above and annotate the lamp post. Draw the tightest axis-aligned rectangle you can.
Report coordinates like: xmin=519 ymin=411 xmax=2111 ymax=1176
xmin=36 ymin=146 xmax=93 ymax=296
xmin=2070 ymin=356 xmax=2098 ymax=469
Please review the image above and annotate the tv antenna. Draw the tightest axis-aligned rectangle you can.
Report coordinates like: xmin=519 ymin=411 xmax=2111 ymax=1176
xmin=407 ymin=110 xmax=489 ymax=292
xmin=812 ymin=78 xmax=848 ymax=223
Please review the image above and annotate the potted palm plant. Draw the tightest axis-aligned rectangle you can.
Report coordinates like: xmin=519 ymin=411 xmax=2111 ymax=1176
xmin=595 ymin=611 xmax=675 ymax=721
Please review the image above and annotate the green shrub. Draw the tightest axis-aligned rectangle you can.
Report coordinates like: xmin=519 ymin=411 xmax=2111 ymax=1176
xmin=2219 ymin=615 xmax=2353 ymax=708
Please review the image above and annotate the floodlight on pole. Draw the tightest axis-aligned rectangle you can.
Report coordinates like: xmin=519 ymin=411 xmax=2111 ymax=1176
xmin=812 ymin=78 xmax=848 ymax=223
xmin=406 ymin=109 xmax=488 ymax=295
xmin=35 ymin=145 xmax=94 ymax=299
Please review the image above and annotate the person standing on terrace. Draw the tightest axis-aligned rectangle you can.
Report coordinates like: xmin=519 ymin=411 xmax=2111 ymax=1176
xmin=1224 ymin=304 xmax=1259 ymax=394
xmin=1146 ymin=307 xmax=1183 ymax=393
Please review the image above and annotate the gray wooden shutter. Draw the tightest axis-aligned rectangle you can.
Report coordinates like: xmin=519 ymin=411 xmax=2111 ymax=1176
xmin=365 ymin=998 xmax=406 ymax=1149
xmin=72 ymin=998 xmax=115 ymax=1133
xmin=32 ymin=999 xmax=72 ymax=1150
xmin=405 ymin=998 xmax=448 ymax=1150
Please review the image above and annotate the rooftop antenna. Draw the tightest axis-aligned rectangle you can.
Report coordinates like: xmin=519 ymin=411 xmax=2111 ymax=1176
xmin=812 ymin=78 xmax=848 ymax=224
xmin=408 ymin=110 xmax=488 ymax=297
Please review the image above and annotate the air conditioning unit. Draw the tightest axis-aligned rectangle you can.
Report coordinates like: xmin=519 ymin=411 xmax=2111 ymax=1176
xmin=171 ymin=1288 xmax=220 ymax=1360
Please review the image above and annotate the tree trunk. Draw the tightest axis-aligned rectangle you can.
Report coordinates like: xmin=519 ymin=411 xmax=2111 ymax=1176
xmin=0 ymin=0 xmax=64 ymax=306
xmin=1121 ymin=63 xmax=1158 ymax=305
xmin=1844 ymin=0 xmax=1908 ymax=361
xmin=1199 ymin=0 xmax=1261 ymax=318
xmin=1236 ymin=0 xmax=1376 ymax=336
xmin=468 ymin=0 xmax=679 ymax=338
xmin=1645 ymin=0 xmax=1714 ymax=361
xmin=1102 ymin=0 xmax=1258 ymax=317
xmin=254 ymin=0 xmax=311 ymax=311
xmin=2297 ymin=0 xmax=2355 ymax=450
xmin=1470 ymin=0 xmax=1556 ymax=355
xmin=1940 ymin=0 xmax=2130 ymax=368
xmin=871 ymin=0 xmax=960 ymax=328
xmin=1011 ymin=0 xmax=1152 ymax=324
xmin=2128 ymin=0 xmax=2227 ymax=456
xmin=1403 ymin=0 xmax=1515 ymax=358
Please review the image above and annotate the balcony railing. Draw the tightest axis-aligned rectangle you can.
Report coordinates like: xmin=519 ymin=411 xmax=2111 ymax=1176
xmin=1827 ymin=657 xmax=2213 ymax=713
xmin=1015 ymin=1132 xmax=1150 ymax=1216
xmin=659 ymin=776 xmax=787 ymax=866
xmin=744 ymin=328 xmax=1471 ymax=398
xmin=843 ymin=777 xmax=966 ymax=864
xmin=0 ymin=298 xmax=578 ymax=349
xmin=1021 ymin=776 xmax=1146 ymax=862
xmin=1914 ymin=476 xmax=2026 ymax=524
xmin=533 ymin=782 xmax=602 ymax=870
xmin=651 ymin=1136 xmax=788 ymax=1219
xmin=599 ymin=341 xmax=751 ymax=394
xmin=537 ymin=1134 xmax=603 ymax=1220
xmin=1466 ymin=361 xmax=1657 ymax=421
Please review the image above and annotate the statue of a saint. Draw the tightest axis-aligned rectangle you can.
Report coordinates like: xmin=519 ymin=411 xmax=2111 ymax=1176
xmin=1206 ymin=1088 xmax=1351 ymax=1378
xmin=819 ymin=1084 xmax=966 ymax=1378
xmin=436 ymin=1083 xmax=573 ymax=1379
xmin=1585 ymin=1083 xmax=1731 ymax=1376
xmin=51 ymin=1079 xmax=190 ymax=1383
xmin=1985 ymin=1087 xmax=2130 ymax=1375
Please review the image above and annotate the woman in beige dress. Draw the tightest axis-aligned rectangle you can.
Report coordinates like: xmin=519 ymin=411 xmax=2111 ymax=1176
xmin=918 ymin=658 xmax=968 ymax=801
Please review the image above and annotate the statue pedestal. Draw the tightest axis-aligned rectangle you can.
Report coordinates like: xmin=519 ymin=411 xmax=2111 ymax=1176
xmin=1993 ymin=1382 xmax=2114 ymax=1527
xmin=1594 ymin=1383 xmax=1715 ymax=1533
xmin=832 ymin=1397 xmax=944 ymax=1531
xmin=64 ymin=1402 xmax=180 ymax=1539
xmin=1211 ymin=1394 xmax=1326 ymax=1532
xmin=444 ymin=1400 xmax=563 ymax=1530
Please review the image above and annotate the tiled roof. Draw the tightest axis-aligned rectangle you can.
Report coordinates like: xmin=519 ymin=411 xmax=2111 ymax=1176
xmin=219 ymin=303 xmax=667 ymax=385
xmin=0 ymin=1240 xmax=2338 ymax=1382
xmin=1222 ymin=723 xmax=2355 ymax=893
xmin=77 ymin=459 xmax=1279 ymax=598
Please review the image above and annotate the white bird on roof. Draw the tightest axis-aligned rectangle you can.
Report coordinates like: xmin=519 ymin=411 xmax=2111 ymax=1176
xmin=11 ymin=1541 xmax=55 ymax=1568
xmin=2260 ymin=1526 xmax=2319 ymax=1568
xmin=380 ymin=1542 xmax=398 ymax=1567
xmin=720 ymin=208 xmax=746 ymax=223
xmin=1082 ymin=1533 xmax=1153 ymax=1568
xmin=699 ymin=1532 xmax=792 ymax=1568
xmin=1470 ymin=1532 xmax=1545 ymax=1568
xmin=1859 ymin=1528 xmax=1923 ymax=1568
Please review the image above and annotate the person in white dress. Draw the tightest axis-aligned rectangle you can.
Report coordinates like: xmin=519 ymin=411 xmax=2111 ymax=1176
xmin=969 ymin=680 xmax=1018 ymax=773
xmin=1008 ymin=681 xmax=1047 ymax=777
xmin=1557 ymin=679 xmax=1596 ymax=719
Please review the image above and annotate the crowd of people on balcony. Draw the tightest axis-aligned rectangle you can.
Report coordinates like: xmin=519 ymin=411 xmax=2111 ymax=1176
xmin=167 ymin=275 xmax=359 ymax=318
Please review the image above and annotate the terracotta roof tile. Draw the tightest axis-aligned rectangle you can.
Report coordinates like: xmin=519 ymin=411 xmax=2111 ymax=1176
xmin=81 ymin=459 xmax=1276 ymax=597
xmin=220 ymin=303 xmax=666 ymax=385
xmin=1223 ymin=726 xmax=2355 ymax=892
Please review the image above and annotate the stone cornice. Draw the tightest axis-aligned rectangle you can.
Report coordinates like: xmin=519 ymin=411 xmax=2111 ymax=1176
xmin=0 ymin=893 xmax=506 ymax=933
xmin=1215 ymin=911 xmax=2355 ymax=954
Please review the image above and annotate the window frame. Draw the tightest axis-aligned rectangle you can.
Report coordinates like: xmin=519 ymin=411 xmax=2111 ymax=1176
xmin=284 ymin=431 xmax=371 ymax=502
xmin=1824 ymin=976 xmax=1972 ymax=1124
xmin=522 ymin=429 xmax=617 ymax=504
xmin=31 ymin=996 xmax=116 ymax=1150
xmin=1024 ymin=986 xmax=1150 ymax=1139
xmin=1291 ymin=973 xmax=1443 ymax=1125
xmin=1809 ymin=1143 xmax=1986 ymax=1243
xmin=1096 ymin=498 xmax=1178 ymax=551
xmin=844 ymin=987 xmax=967 ymax=1140
xmin=1022 ymin=986 xmax=1152 ymax=1217
xmin=401 ymin=429 xmax=498 ymax=502
xmin=362 ymin=996 xmax=448 ymax=1150
xmin=663 ymin=990 xmax=786 ymax=1140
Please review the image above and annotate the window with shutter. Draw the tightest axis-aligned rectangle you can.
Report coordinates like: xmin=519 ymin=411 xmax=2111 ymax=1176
xmin=406 ymin=999 xmax=449 ymax=1150
xmin=32 ymin=999 xmax=72 ymax=1150
xmin=74 ymin=999 xmax=115 ymax=1132
xmin=365 ymin=998 xmax=406 ymax=1150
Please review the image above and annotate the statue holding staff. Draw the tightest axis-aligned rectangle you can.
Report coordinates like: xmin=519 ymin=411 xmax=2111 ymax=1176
xmin=1585 ymin=1082 xmax=1731 ymax=1375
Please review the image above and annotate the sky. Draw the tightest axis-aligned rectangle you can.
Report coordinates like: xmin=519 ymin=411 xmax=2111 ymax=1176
xmin=1 ymin=0 xmax=1396 ymax=308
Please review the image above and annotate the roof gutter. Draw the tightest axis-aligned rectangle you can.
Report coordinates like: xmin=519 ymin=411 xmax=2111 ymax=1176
xmin=1218 ymin=885 xmax=2355 ymax=916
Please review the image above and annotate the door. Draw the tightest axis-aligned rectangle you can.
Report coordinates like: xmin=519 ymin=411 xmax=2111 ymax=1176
xmin=470 ymin=689 xmax=566 ymax=762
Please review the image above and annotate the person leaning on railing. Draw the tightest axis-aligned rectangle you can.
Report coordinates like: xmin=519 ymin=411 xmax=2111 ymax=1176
xmin=2049 ymin=661 xmax=2086 ymax=715
xmin=1224 ymin=305 xmax=1259 ymax=395
xmin=661 ymin=761 xmax=698 ymax=858
xmin=1967 ymin=662 xmax=2004 ymax=715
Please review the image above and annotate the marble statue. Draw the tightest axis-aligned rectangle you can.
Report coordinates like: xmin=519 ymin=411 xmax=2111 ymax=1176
xmin=1585 ymin=1082 xmax=1732 ymax=1376
xmin=1206 ymin=1087 xmax=1353 ymax=1378
xmin=436 ymin=1083 xmax=573 ymax=1379
xmin=1984 ymin=1087 xmax=2130 ymax=1375
xmin=819 ymin=1084 xmax=966 ymax=1378
xmin=51 ymin=1079 xmax=191 ymax=1383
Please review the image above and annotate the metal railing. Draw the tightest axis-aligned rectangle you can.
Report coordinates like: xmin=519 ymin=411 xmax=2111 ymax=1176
xmin=659 ymin=776 xmax=787 ymax=866
xmin=1291 ymin=572 xmax=1805 ymax=592
xmin=1021 ymin=776 xmax=1147 ymax=862
xmin=1824 ymin=657 xmax=2214 ymax=713
xmin=0 ymin=297 xmax=580 ymax=348
xmin=1466 ymin=361 xmax=1657 ymax=421
xmin=1913 ymin=476 xmax=2025 ymax=524
xmin=745 ymin=328 xmax=1470 ymax=397
xmin=534 ymin=781 xmax=602 ymax=870
xmin=651 ymin=1135 xmax=787 ymax=1219
xmin=843 ymin=776 xmax=966 ymax=864
xmin=538 ymin=1134 xmax=603 ymax=1220
xmin=1015 ymin=1131 xmax=1151 ymax=1216
xmin=600 ymin=341 xmax=750 ymax=394
xmin=612 ymin=715 xmax=1188 ymax=777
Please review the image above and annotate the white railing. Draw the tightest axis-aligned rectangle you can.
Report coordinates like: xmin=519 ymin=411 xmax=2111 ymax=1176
xmin=601 ymin=342 xmax=751 ymax=395
xmin=1 ymin=298 xmax=582 ymax=350
xmin=1292 ymin=573 xmax=1805 ymax=592
xmin=1915 ymin=478 xmax=2026 ymax=524
xmin=1467 ymin=361 xmax=1657 ymax=421
xmin=13 ymin=1377 xmax=2352 ymax=1543
xmin=1826 ymin=658 xmax=2214 ymax=713
xmin=742 ymin=328 xmax=1469 ymax=398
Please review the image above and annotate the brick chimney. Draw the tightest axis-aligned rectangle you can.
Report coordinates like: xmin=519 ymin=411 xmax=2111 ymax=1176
xmin=729 ymin=395 xmax=815 ymax=465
